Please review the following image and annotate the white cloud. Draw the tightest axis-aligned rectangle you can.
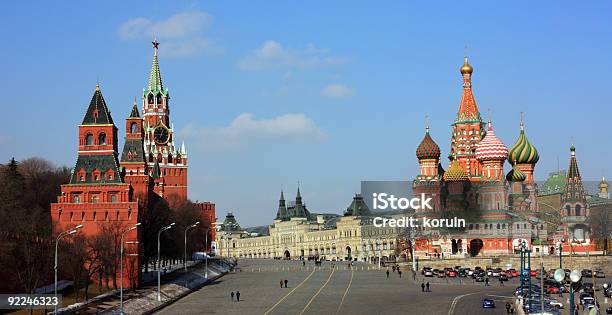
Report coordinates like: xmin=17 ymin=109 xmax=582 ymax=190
xmin=321 ymin=84 xmax=355 ymax=99
xmin=118 ymin=11 xmax=222 ymax=57
xmin=180 ymin=112 xmax=326 ymax=150
xmin=238 ymin=40 xmax=347 ymax=71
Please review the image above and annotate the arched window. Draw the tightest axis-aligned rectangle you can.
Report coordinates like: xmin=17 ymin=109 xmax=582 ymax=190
xmin=566 ymin=205 xmax=571 ymax=216
xmin=130 ymin=122 xmax=138 ymax=133
xmin=85 ymin=133 xmax=93 ymax=145
xmin=156 ymin=93 xmax=162 ymax=104
xmin=168 ymin=154 xmax=173 ymax=164
xmin=147 ymin=93 xmax=154 ymax=104
xmin=149 ymin=154 xmax=154 ymax=163
xmin=575 ymin=204 xmax=581 ymax=216
xmin=98 ymin=133 xmax=106 ymax=145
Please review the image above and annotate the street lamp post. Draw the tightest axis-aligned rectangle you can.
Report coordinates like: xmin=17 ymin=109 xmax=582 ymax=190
xmin=54 ymin=224 xmax=82 ymax=314
xmin=120 ymin=223 xmax=140 ymax=315
xmin=184 ymin=221 xmax=200 ymax=272
xmin=157 ymin=222 xmax=175 ymax=302
xmin=559 ymin=240 xmax=563 ymax=269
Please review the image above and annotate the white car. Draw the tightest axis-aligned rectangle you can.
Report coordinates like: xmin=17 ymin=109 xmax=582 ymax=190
xmin=468 ymin=270 xmax=474 ymax=276
xmin=548 ymin=299 xmax=563 ymax=309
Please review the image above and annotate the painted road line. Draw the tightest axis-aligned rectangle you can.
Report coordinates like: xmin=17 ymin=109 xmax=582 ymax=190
xmin=448 ymin=292 xmax=477 ymax=315
xmin=336 ymin=269 xmax=354 ymax=314
xmin=263 ymin=269 xmax=317 ymax=315
xmin=487 ymin=294 xmax=514 ymax=298
xmin=299 ymin=269 xmax=336 ymax=315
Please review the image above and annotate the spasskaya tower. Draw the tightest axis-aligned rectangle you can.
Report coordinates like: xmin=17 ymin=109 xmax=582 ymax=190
xmin=142 ymin=40 xmax=188 ymax=201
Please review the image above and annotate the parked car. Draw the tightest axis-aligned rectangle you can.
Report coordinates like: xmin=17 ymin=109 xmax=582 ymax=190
xmin=499 ymin=275 xmax=509 ymax=282
xmin=530 ymin=270 xmax=537 ymax=277
xmin=548 ymin=299 xmax=563 ymax=309
xmin=546 ymin=286 xmax=560 ymax=294
xmin=580 ymin=294 xmax=594 ymax=306
xmin=606 ymin=306 xmax=612 ymax=314
xmin=475 ymin=276 xmax=485 ymax=282
xmin=437 ymin=270 xmax=446 ymax=278
xmin=581 ymin=269 xmax=593 ymax=277
xmin=595 ymin=269 xmax=606 ymax=278
xmin=448 ymin=270 xmax=457 ymax=277
xmin=482 ymin=298 xmax=495 ymax=308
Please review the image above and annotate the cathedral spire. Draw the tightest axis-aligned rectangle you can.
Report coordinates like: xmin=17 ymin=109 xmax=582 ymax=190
xmin=148 ymin=39 xmax=164 ymax=94
xmin=456 ymin=55 xmax=480 ymax=123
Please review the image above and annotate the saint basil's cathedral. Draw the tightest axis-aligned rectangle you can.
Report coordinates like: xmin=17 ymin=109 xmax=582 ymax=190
xmin=411 ymin=57 xmax=595 ymax=257
xmin=50 ymin=42 xmax=215 ymax=285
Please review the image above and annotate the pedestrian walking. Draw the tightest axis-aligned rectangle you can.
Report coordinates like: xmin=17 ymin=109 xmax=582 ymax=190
xmin=386 ymin=269 xmax=390 ymax=278
xmin=279 ymin=279 xmax=283 ymax=288
xmin=284 ymin=279 xmax=288 ymax=288
xmin=231 ymin=291 xmax=235 ymax=301
xmin=392 ymin=265 xmax=396 ymax=273
xmin=426 ymin=282 xmax=430 ymax=292
xmin=499 ymin=277 xmax=504 ymax=286
xmin=398 ymin=270 xmax=402 ymax=278
xmin=485 ymin=277 xmax=489 ymax=286
xmin=421 ymin=282 xmax=425 ymax=292
xmin=505 ymin=302 xmax=510 ymax=313
xmin=236 ymin=291 xmax=241 ymax=302
xmin=303 ymin=261 xmax=306 ymax=267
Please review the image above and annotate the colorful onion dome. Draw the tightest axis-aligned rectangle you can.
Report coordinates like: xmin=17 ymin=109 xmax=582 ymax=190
xmin=443 ymin=160 xmax=468 ymax=182
xmin=508 ymin=117 xmax=539 ymax=165
xmin=475 ymin=120 xmax=508 ymax=161
xmin=506 ymin=163 xmax=526 ymax=182
xmin=416 ymin=127 xmax=441 ymax=160
xmin=460 ymin=56 xmax=473 ymax=75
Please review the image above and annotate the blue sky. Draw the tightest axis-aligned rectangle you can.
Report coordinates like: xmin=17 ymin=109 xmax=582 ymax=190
xmin=1 ymin=1 xmax=611 ymax=226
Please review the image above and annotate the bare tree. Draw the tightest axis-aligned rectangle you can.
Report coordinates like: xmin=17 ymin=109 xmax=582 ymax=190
xmin=588 ymin=203 xmax=612 ymax=255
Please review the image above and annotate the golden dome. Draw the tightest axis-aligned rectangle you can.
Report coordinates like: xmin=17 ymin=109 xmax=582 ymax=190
xmin=460 ymin=57 xmax=473 ymax=75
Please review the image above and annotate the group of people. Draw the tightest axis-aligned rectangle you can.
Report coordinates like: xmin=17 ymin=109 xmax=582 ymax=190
xmin=420 ymin=281 xmax=430 ymax=292
xmin=385 ymin=265 xmax=403 ymax=278
xmin=279 ymin=279 xmax=289 ymax=288
xmin=230 ymin=291 xmax=241 ymax=302
xmin=504 ymin=302 xmax=515 ymax=313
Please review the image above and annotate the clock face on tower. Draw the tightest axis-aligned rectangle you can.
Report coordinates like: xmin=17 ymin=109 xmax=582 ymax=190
xmin=153 ymin=126 xmax=170 ymax=144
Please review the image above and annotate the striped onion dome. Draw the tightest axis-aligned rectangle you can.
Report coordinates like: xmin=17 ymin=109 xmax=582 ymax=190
xmin=508 ymin=121 xmax=539 ymax=164
xmin=506 ymin=163 xmax=526 ymax=182
xmin=443 ymin=160 xmax=468 ymax=182
xmin=475 ymin=121 xmax=508 ymax=161
xmin=416 ymin=127 xmax=441 ymax=160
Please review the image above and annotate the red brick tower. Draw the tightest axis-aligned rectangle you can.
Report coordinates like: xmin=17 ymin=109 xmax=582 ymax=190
xmin=51 ymin=84 xmax=140 ymax=285
xmin=120 ymin=100 xmax=151 ymax=202
xmin=449 ymin=57 xmax=485 ymax=180
xmin=142 ymin=40 xmax=188 ymax=203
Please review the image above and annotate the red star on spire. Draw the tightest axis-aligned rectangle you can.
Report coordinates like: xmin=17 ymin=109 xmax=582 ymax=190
xmin=152 ymin=39 xmax=159 ymax=49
